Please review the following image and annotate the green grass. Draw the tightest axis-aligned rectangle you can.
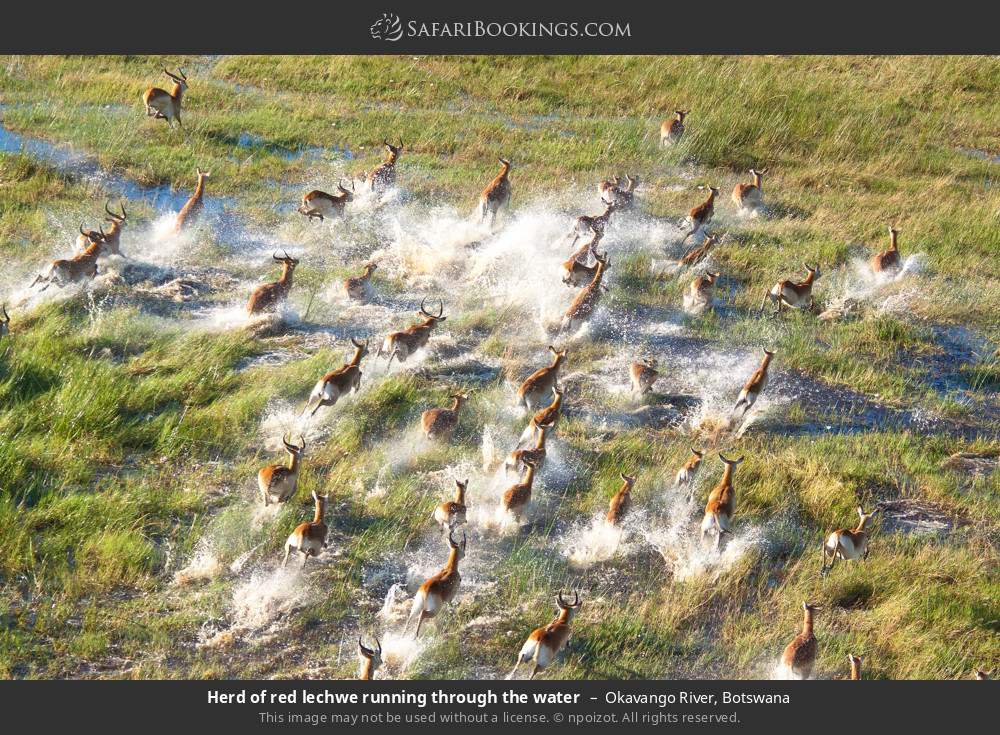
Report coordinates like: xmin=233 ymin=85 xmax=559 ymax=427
xmin=0 ymin=55 xmax=997 ymax=680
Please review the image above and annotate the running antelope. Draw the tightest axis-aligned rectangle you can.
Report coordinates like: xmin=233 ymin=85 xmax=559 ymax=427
xmin=501 ymin=459 xmax=538 ymax=520
xmin=781 ymin=602 xmax=821 ymax=680
xmin=678 ymin=233 xmax=718 ymax=269
xmin=258 ymin=434 xmax=306 ymax=506
xmin=367 ymin=139 xmax=403 ymax=194
xmin=521 ymin=386 xmax=564 ymax=444
xmin=479 ymin=157 xmax=512 ymax=227
xmin=78 ymin=200 xmax=127 ymax=257
xmin=871 ymin=225 xmax=902 ymax=275
xmin=282 ymin=491 xmax=329 ymax=568
xmin=733 ymin=349 xmax=775 ymax=417
xmin=306 ymin=338 xmax=369 ymax=416
xmin=174 ymin=168 xmax=210 ymax=233
xmin=820 ymin=506 xmax=879 ymax=575
xmin=599 ymin=174 xmax=638 ymax=208
xmin=247 ymin=250 xmax=299 ymax=315
xmin=433 ymin=479 xmax=468 ymax=531
xmin=700 ymin=454 xmax=743 ymax=548
xmin=682 ymin=271 xmax=720 ymax=315
xmin=732 ymin=167 xmax=766 ymax=214
xmin=142 ymin=68 xmax=188 ymax=128
xmin=298 ymin=180 xmax=354 ymax=222
xmin=505 ymin=422 xmax=552 ymax=476
xmin=508 ymin=591 xmax=582 ymax=680
xmin=378 ymin=298 xmax=446 ymax=369
xmin=0 ymin=304 xmax=9 ymax=339
xmin=848 ymin=654 xmax=863 ymax=680
xmin=975 ymin=670 xmax=993 ymax=680
xmin=629 ymin=358 xmax=659 ymax=394
xmin=31 ymin=226 xmax=108 ymax=291
xmin=357 ymin=637 xmax=383 ymax=680
xmin=344 ymin=262 xmax=377 ymax=301
xmin=421 ymin=392 xmax=468 ymax=441
xmin=598 ymin=175 xmax=622 ymax=205
xmin=406 ymin=529 xmax=466 ymax=638
xmin=660 ymin=110 xmax=689 ymax=146
xmin=561 ymin=228 xmax=604 ymax=288
xmin=561 ymin=251 xmax=609 ymax=332
xmin=606 ymin=472 xmax=636 ymax=526
xmin=760 ymin=264 xmax=821 ymax=316
xmin=674 ymin=447 xmax=705 ymax=494
xmin=683 ymin=186 xmax=719 ymax=242
xmin=517 ymin=346 xmax=568 ymax=410
xmin=571 ymin=203 xmax=616 ymax=240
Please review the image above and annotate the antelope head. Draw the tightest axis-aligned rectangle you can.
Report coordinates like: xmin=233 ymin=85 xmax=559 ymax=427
xmin=163 ymin=67 xmax=189 ymax=92
xmin=447 ymin=528 xmax=467 ymax=561
xmin=675 ymin=109 xmax=689 ymax=121
xmin=358 ymin=636 xmax=383 ymax=675
xmin=855 ymin=506 xmax=879 ymax=531
xmin=104 ymin=199 xmax=127 ymax=227
xmin=383 ymin=138 xmax=403 ymax=163
xmin=337 ymin=179 xmax=356 ymax=200
xmin=282 ymin=433 xmax=306 ymax=458
xmin=556 ymin=590 xmax=583 ymax=621
xmin=417 ymin=297 xmax=447 ymax=325
xmin=274 ymin=249 xmax=300 ymax=270
xmin=350 ymin=337 xmax=370 ymax=361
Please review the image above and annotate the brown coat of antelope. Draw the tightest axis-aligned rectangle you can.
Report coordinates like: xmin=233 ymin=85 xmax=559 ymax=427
xmin=299 ymin=180 xmax=354 ymax=222
xmin=606 ymin=472 xmax=636 ymax=526
xmin=700 ymin=454 xmax=743 ymax=548
xmin=421 ymin=393 xmax=468 ymax=440
xmin=502 ymin=459 xmax=538 ymax=519
xmin=871 ymin=225 xmax=902 ymax=275
xmin=677 ymin=233 xmax=718 ymax=269
xmin=561 ymin=229 xmax=603 ymax=288
xmin=759 ymin=264 xmax=821 ymax=316
xmin=247 ymin=251 xmax=299 ymax=315
xmin=357 ymin=637 xmax=383 ymax=680
xmin=367 ymin=139 xmax=403 ymax=194
xmin=525 ymin=386 xmax=564 ymax=439
xmin=479 ymin=157 xmax=512 ymax=227
xmin=306 ymin=338 xmax=369 ymax=416
xmin=674 ymin=447 xmax=705 ymax=494
xmin=629 ymin=358 xmax=659 ymax=394
xmin=847 ymin=654 xmax=863 ymax=681
xmin=406 ymin=529 xmax=466 ymax=638
xmin=505 ymin=422 xmax=552 ymax=477
xmin=561 ymin=251 xmax=609 ymax=332
xmin=78 ymin=200 xmax=127 ymax=257
xmin=820 ymin=506 xmax=879 ymax=575
xmin=142 ymin=68 xmax=188 ymax=128
xmin=599 ymin=174 xmax=638 ymax=208
xmin=282 ymin=491 xmax=329 ymax=568
xmin=379 ymin=298 xmax=447 ymax=369
xmin=174 ymin=168 xmax=210 ymax=233
xmin=509 ymin=591 xmax=582 ymax=679
xmin=571 ymin=203 xmax=616 ymax=239
xmin=733 ymin=349 xmax=775 ymax=417
xmin=683 ymin=186 xmax=719 ymax=242
xmin=732 ymin=167 xmax=766 ymax=213
xmin=31 ymin=226 xmax=109 ymax=291
xmin=517 ymin=345 xmax=568 ymax=410
xmin=660 ymin=110 xmax=688 ymax=146
xmin=258 ymin=434 xmax=306 ymax=506
xmin=344 ymin=262 xmax=377 ymax=301
xmin=781 ymin=602 xmax=821 ymax=679
xmin=433 ymin=479 xmax=468 ymax=531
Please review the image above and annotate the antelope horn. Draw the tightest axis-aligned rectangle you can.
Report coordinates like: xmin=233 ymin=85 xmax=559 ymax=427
xmin=1 ymin=304 xmax=8 ymax=322
xmin=273 ymin=251 xmax=283 ymax=261
xmin=178 ymin=67 xmax=187 ymax=81
xmin=80 ymin=224 xmax=89 ymax=236
xmin=358 ymin=636 xmax=373 ymax=656
xmin=557 ymin=591 xmax=568 ymax=608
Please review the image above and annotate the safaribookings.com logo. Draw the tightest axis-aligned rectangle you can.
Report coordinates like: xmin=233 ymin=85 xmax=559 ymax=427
xmin=370 ymin=13 xmax=631 ymax=41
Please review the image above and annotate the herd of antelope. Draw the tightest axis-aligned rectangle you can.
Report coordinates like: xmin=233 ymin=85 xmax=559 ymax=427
xmin=4 ymin=73 xmax=983 ymax=683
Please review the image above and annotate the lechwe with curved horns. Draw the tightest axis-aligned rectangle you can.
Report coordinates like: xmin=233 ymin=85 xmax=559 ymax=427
xmin=780 ymin=602 xmax=821 ymax=680
xmin=508 ymin=591 xmax=582 ymax=680
xmin=0 ymin=304 xmax=10 ymax=339
xmin=378 ymin=297 xmax=446 ymax=370
xmin=298 ymin=179 xmax=355 ymax=222
xmin=733 ymin=349 xmax=775 ymax=418
xmin=142 ymin=67 xmax=188 ymax=129
xmin=570 ymin=202 xmax=616 ymax=241
xmin=247 ymin=250 xmax=299 ymax=315
xmin=357 ymin=636 xmax=383 ymax=680
xmin=561 ymin=229 xmax=603 ymax=288
xmin=367 ymin=138 xmax=403 ymax=195
xmin=31 ymin=226 xmax=109 ymax=292
xmin=517 ymin=345 xmax=568 ymax=410
xmin=847 ymin=654 xmax=863 ymax=681
xmin=759 ymin=264 xmax=821 ymax=316
xmin=682 ymin=270 xmax=720 ymax=315
xmin=629 ymin=358 xmax=659 ymax=394
xmin=561 ymin=251 xmax=610 ymax=333
xmin=501 ymin=458 xmax=539 ymax=520
xmin=305 ymin=338 xmax=369 ymax=416
xmin=344 ymin=261 xmax=378 ymax=301
xmin=674 ymin=447 xmax=705 ymax=493
xmin=479 ymin=157 xmax=512 ymax=227
xmin=682 ymin=185 xmax=719 ymax=243
xmin=406 ymin=529 xmax=466 ymax=638
xmin=599 ymin=174 xmax=639 ymax=209
xmin=700 ymin=454 xmax=744 ymax=548
xmin=732 ymin=167 xmax=767 ymax=214
xmin=677 ymin=233 xmax=719 ymax=269
xmin=78 ymin=200 xmax=127 ymax=257
xmin=258 ymin=434 xmax=306 ymax=506
xmin=660 ymin=109 xmax=689 ymax=146
xmin=174 ymin=168 xmax=210 ymax=233
xmin=282 ymin=491 xmax=329 ymax=568
xmin=421 ymin=392 xmax=468 ymax=441
xmin=606 ymin=472 xmax=636 ymax=526
xmin=505 ymin=421 xmax=553 ymax=477
xmin=820 ymin=506 xmax=879 ymax=576
xmin=433 ymin=479 xmax=468 ymax=531
xmin=871 ymin=225 xmax=903 ymax=275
